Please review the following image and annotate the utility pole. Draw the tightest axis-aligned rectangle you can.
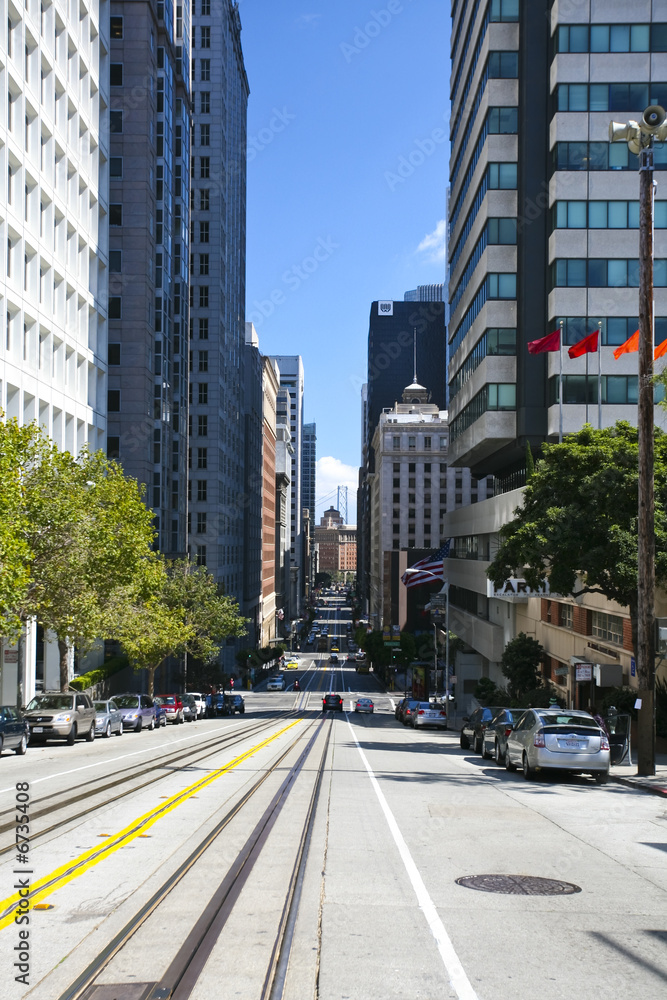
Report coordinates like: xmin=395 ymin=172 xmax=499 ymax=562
xmin=610 ymin=107 xmax=663 ymax=775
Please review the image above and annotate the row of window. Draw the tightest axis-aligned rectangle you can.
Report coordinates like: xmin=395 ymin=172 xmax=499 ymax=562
xmin=552 ymin=200 xmax=667 ymax=231
xmin=554 ymin=316 xmax=667 ymax=347
xmin=451 ymin=107 xmax=518 ymax=203
xmin=450 ymin=160 xmax=517 ymax=237
xmin=391 ymin=436 xmax=448 ymax=451
xmin=547 ymin=375 xmax=666 ymax=407
xmin=553 ymin=141 xmax=667 ymax=172
xmin=450 ymin=383 xmax=516 ymax=443
xmin=449 ymin=328 xmax=517 ymax=401
xmin=451 ymin=44 xmax=518 ymax=150
xmin=450 ymin=218 xmax=517 ymax=314
xmin=551 ymin=258 xmax=667 ymax=289
xmin=556 ymin=83 xmax=667 ymax=114
xmin=554 ymin=23 xmax=667 ymax=55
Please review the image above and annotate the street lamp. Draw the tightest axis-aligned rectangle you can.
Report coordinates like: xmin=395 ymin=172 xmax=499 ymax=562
xmin=609 ymin=105 xmax=667 ymax=776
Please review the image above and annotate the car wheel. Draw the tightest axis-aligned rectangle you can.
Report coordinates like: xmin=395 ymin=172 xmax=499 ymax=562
xmin=0 ymin=736 xmax=3 ymax=755
xmin=85 ymin=723 xmax=95 ymax=742
xmin=116 ymin=724 xmax=123 ymax=735
xmin=505 ymin=747 xmax=515 ymax=771
xmin=474 ymin=735 xmax=483 ymax=754
xmin=135 ymin=719 xmax=142 ymax=733
xmin=460 ymin=733 xmax=469 ymax=750
xmin=494 ymin=741 xmax=503 ymax=765
xmin=161 ymin=716 xmax=166 ymax=727
xmin=149 ymin=717 xmax=155 ymax=731
xmin=15 ymin=734 xmax=27 ymax=756
xmin=66 ymin=724 xmax=77 ymax=746
xmin=594 ymin=770 xmax=609 ymax=785
xmin=105 ymin=723 xmax=112 ymax=738
xmin=522 ymin=753 xmax=534 ymax=780
xmin=481 ymin=738 xmax=491 ymax=760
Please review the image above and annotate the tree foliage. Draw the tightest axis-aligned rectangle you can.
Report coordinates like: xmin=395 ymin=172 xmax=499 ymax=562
xmin=501 ymin=633 xmax=544 ymax=700
xmin=487 ymin=422 xmax=667 ymax=679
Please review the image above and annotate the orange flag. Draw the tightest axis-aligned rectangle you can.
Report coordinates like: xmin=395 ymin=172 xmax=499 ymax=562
xmin=655 ymin=338 xmax=667 ymax=360
xmin=613 ymin=329 xmax=639 ymax=360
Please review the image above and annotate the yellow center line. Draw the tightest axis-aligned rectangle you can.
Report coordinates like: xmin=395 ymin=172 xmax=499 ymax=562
xmin=0 ymin=719 xmax=301 ymax=931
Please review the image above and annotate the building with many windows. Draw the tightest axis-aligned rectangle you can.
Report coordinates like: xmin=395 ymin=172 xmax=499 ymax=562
xmin=1 ymin=0 xmax=110 ymax=698
xmin=271 ymin=355 xmax=305 ymax=610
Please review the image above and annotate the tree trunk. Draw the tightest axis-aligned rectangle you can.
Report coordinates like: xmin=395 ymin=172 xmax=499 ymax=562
xmin=147 ymin=665 xmax=157 ymax=697
xmin=58 ymin=638 xmax=69 ymax=692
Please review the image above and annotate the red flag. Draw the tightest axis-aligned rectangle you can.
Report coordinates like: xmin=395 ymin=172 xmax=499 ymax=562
xmin=613 ymin=329 xmax=639 ymax=360
xmin=527 ymin=330 xmax=560 ymax=354
xmin=568 ymin=330 xmax=599 ymax=359
xmin=655 ymin=338 xmax=667 ymax=360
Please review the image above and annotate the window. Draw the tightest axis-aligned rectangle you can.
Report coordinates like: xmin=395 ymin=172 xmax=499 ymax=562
xmin=201 ymin=0 xmax=211 ymax=13
xmin=198 ymin=254 xmax=209 ymax=276
xmin=197 ymin=447 xmax=207 ymax=468
xmin=107 ymin=437 xmax=120 ymax=460
xmin=199 ymin=124 xmax=210 ymax=146
xmin=424 ymin=436 xmax=431 ymax=449
xmin=200 ymin=26 xmax=210 ymax=48
xmin=199 ymin=286 xmax=209 ymax=308
xmin=109 ymin=203 xmax=123 ymax=225
xmin=488 ymin=51 xmax=518 ymax=78
xmin=199 ymin=189 xmax=210 ymax=210
xmin=487 ymin=107 xmax=518 ymax=134
xmin=109 ymin=297 xmax=122 ymax=319
xmin=553 ymin=142 xmax=636 ymax=172
xmin=490 ymin=0 xmax=519 ymax=21
xmin=198 ymin=317 xmax=209 ymax=339
xmin=552 ymin=258 xmax=667 ymax=289
xmin=110 ymin=16 xmax=123 ymax=38
xmin=197 ymin=415 xmax=208 ymax=436
xmin=109 ymin=110 xmax=123 ymax=134
xmin=195 ymin=545 xmax=207 ymax=566
xmin=198 ymin=350 xmax=208 ymax=372
xmin=591 ymin=611 xmax=624 ymax=645
xmin=200 ymin=92 xmax=210 ymax=114
xmin=392 ymin=435 xmax=400 ymax=450
xmin=109 ymin=250 xmax=122 ymax=272
xmin=109 ymin=158 xmax=123 ymax=179
xmin=198 ymin=383 xmax=208 ymax=404
xmin=110 ymin=63 xmax=123 ymax=86
xmin=197 ymin=480 xmax=207 ymax=502
xmin=108 ymin=343 xmax=121 ymax=366
xmin=200 ymin=157 xmax=210 ymax=179
xmin=408 ymin=436 xmax=416 ymax=450
xmin=487 ymin=273 xmax=517 ymax=299
xmin=488 ymin=162 xmax=518 ymax=189
xmin=561 ymin=604 xmax=573 ymax=630
xmin=196 ymin=512 xmax=207 ymax=534
xmin=200 ymin=59 xmax=211 ymax=81
xmin=107 ymin=389 xmax=120 ymax=411
xmin=199 ymin=221 xmax=210 ymax=242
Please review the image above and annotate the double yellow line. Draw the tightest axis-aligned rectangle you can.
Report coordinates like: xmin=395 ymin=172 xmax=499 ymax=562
xmin=0 ymin=720 xmax=300 ymax=931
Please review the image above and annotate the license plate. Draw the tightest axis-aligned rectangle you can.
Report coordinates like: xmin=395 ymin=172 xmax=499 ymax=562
xmin=563 ymin=739 xmax=584 ymax=749
xmin=32 ymin=727 xmax=43 ymax=733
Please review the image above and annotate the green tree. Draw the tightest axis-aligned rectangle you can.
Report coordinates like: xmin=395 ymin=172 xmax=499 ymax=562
xmin=117 ymin=558 xmax=247 ymax=695
xmin=0 ymin=418 xmax=42 ymax=636
xmin=500 ymin=633 xmax=544 ymax=700
xmin=525 ymin=441 xmax=535 ymax=481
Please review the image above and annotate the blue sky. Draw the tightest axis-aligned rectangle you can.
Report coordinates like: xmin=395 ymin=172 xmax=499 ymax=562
xmin=240 ymin=1 xmax=450 ymax=520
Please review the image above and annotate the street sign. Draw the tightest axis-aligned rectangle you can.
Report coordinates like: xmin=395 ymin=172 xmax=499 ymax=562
xmin=575 ymin=664 xmax=593 ymax=682
xmin=3 ymin=651 xmax=18 ymax=663
xmin=554 ymin=666 xmax=569 ymax=676
xmin=631 ymin=657 xmax=636 ymax=677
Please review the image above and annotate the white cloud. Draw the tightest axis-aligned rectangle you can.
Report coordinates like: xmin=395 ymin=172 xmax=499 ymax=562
xmin=316 ymin=456 xmax=358 ymax=524
xmin=417 ymin=218 xmax=447 ymax=263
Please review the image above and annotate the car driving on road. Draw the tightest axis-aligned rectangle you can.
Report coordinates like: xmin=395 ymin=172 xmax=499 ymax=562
xmin=267 ymin=675 xmax=286 ymax=691
xmin=354 ymin=697 xmax=374 ymax=714
xmin=322 ymin=693 xmax=344 ymax=712
xmin=505 ymin=708 xmax=610 ymax=783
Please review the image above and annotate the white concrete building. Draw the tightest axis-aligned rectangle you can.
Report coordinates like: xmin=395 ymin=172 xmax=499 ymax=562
xmin=270 ymin=355 xmax=304 ymax=609
xmin=0 ymin=0 xmax=110 ymax=701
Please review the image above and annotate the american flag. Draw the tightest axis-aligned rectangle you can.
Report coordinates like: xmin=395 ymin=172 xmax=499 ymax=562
xmin=401 ymin=539 xmax=451 ymax=590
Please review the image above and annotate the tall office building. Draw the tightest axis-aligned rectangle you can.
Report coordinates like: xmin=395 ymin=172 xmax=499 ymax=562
xmin=242 ymin=323 xmax=262 ymax=645
xmin=302 ymin=421 xmax=316 ymax=593
xmin=106 ymin=1 xmax=191 ymax=557
xmin=275 ymin=386 xmax=293 ymax=619
xmin=445 ymin=0 xmax=667 ymax=704
xmin=271 ymin=355 xmax=305 ymax=611
xmin=188 ymin=1 xmax=249 ymax=659
xmin=404 ymin=284 xmax=444 ymax=302
xmin=1 ymin=0 xmax=110 ymax=698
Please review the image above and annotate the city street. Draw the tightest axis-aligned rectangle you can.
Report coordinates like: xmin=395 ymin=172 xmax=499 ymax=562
xmin=1 ymin=645 xmax=666 ymax=999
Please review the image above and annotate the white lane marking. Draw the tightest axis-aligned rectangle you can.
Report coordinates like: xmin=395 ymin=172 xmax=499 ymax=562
xmin=346 ymin=718 xmax=479 ymax=1000
xmin=389 ymin=698 xmax=396 ymax=710
xmin=0 ymin=726 xmax=237 ymax=794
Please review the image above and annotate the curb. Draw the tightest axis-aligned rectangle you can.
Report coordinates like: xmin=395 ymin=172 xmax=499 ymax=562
xmin=609 ymin=773 xmax=667 ymax=797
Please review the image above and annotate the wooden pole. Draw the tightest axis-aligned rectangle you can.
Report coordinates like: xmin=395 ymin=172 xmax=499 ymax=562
xmin=637 ymin=140 xmax=656 ymax=776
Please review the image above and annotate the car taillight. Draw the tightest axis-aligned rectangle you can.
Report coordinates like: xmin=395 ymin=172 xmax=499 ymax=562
xmin=534 ymin=731 xmax=546 ymax=748
xmin=439 ymin=711 xmax=446 ymax=716
xmin=505 ymin=727 xmax=512 ymax=737
xmin=600 ymin=734 xmax=610 ymax=751
xmin=418 ymin=710 xmax=425 ymax=715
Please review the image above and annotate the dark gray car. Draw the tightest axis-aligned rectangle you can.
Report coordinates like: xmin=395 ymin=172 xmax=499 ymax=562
xmin=0 ymin=706 xmax=29 ymax=755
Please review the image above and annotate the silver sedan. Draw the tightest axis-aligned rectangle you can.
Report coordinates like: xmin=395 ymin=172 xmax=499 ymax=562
xmin=505 ymin=708 xmax=610 ymax=783
xmin=354 ymin=697 xmax=374 ymax=714
xmin=94 ymin=700 xmax=124 ymax=738
xmin=410 ymin=702 xmax=448 ymax=729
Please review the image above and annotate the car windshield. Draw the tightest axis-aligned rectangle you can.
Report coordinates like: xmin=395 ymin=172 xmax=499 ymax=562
xmin=160 ymin=697 xmax=176 ymax=705
xmin=27 ymin=695 xmax=74 ymax=711
xmin=94 ymin=702 xmax=110 ymax=712
xmin=114 ymin=696 xmax=139 ymax=709
xmin=538 ymin=713 xmax=599 ymax=728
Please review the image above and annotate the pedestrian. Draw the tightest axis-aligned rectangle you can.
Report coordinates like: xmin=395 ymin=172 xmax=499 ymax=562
xmin=591 ymin=704 xmax=609 ymax=735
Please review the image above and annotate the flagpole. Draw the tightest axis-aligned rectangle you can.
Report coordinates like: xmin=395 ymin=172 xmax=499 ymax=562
xmin=598 ymin=320 xmax=602 ymax=430
xmin=559 ymin=320 xmax=563 ymax=443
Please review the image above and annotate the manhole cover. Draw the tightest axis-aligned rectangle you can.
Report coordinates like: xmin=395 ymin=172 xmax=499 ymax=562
xmin=455 ymin=874 xmax=581 ymax=895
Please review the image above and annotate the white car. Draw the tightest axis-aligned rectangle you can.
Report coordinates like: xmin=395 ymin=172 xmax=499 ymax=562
xmin=187 ymin=692 xmax=206 ymax=718
xmin=266 ymin=676 xmax=286 ymax=691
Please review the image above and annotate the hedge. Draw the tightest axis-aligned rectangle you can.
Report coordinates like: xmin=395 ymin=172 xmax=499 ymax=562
xmin=69 ymin=655 xmax=129 ymax=692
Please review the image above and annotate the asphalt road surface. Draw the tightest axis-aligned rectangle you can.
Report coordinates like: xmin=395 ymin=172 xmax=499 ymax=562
xmin=1 ymin=602 xmax=665 ymax=998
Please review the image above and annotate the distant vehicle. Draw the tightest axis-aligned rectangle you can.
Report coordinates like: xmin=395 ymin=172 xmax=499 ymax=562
xmin=356 ymin=661 xmax=370 ymax=675
xmin=0 ymin=706 xmax=29 ymax=755
xmin=187 ymin=692 xmax=206 ymax=719
xmin=94 ymin=700 xmax=124 ymax=738
xmin=398 ymin=699 xmax=420 ymax=726
xmin=410 ymin=702 xmax=447 ymax=730
xmin=114 ymin=694 xmax=157 ymax=732
xmin=182 ymin=694 xmax=198 ymax=722
xmin=285 ymin=658 xmax=299 ymax=670
xmin=460 ymin=706 xmax=506 ymax=753
xmin=222 ymin=694 xmax=245 ymax=715
xmin=482 ymin=708 xmax=526 ymax=763
xmin=355 ymin=651 xmax=366 ymax=661
xmin=330 ymin=653 xmax=339 ymax=663
xmin=354 ymin=698 xmax=374 ymax=714
xmin=154 ymin=695 xmax=184 ymax=725
xmin=505 ymin=709 xmax=610 ymax=783
xmin=322 ymin=693 xmax=344 ymax=712
xmin=25 ymin=693 xmax=96 ymax=745
xmin=331 ymin=645 xmax=339 ymax=653
xmin=267 ymin=676 xmax=286 ymax=691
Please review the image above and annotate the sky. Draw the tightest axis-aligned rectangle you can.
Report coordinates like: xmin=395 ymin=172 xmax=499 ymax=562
xmin=239 ymin=1 xmax=451 ymax=523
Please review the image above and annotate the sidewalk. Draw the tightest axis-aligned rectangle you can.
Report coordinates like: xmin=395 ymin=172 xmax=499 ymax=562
xmin=610 ymin=752 xmax=667 ymax=797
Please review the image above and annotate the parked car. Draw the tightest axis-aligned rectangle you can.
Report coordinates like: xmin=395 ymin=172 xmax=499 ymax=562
xmin=505 ymin=709 xmax=610 ymax=783
xmin=188 ymin=692 xmax=206 ymax=719
xmin=24 ymin=693 xmax=96 ymax=745
xmin=94 ymin=700 xmax=124 ymax=738
xmin=0 ymin=706 xmax=29 ymax=755
xmin=182 ymin=694 xmax=198 ymax=722
xmin=354 ymin=697 xmax=374 ymax=714
xmin=154 ymin=700 xmax=167 ymax=727
xmin=400 ymin=699 xmax=420 ymax=725
xmin=154 ymin=695 xmax=184 ymax=724
xmin=114 ymin=694 xmax=157 ymax=732
xmin=395 ymin=697 xmax=408 ymax=721
xmin=322 ymin=693 xmax=344 ymax=712
xmin=460 ymin=706 xmax=507 ymax=753
xmin=267 ymin=675 xmax=286 ymax=691
xmin=410 ymin=702 xmax=447 ymax=730
xmin=223 ymin=693 xmax=245 ymax=715
xmin=481 ymin=708 xmax=526 ymax=763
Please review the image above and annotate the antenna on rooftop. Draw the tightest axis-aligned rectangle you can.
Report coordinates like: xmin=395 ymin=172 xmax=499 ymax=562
xmin=413 ymin=327 xmax=418 ymax=383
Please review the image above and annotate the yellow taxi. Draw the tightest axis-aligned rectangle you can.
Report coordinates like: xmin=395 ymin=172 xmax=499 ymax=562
xmin=331 ymin=645 xmax=339 ymax=653
xmin=284 ymin=658 xmax=299 ymax=670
